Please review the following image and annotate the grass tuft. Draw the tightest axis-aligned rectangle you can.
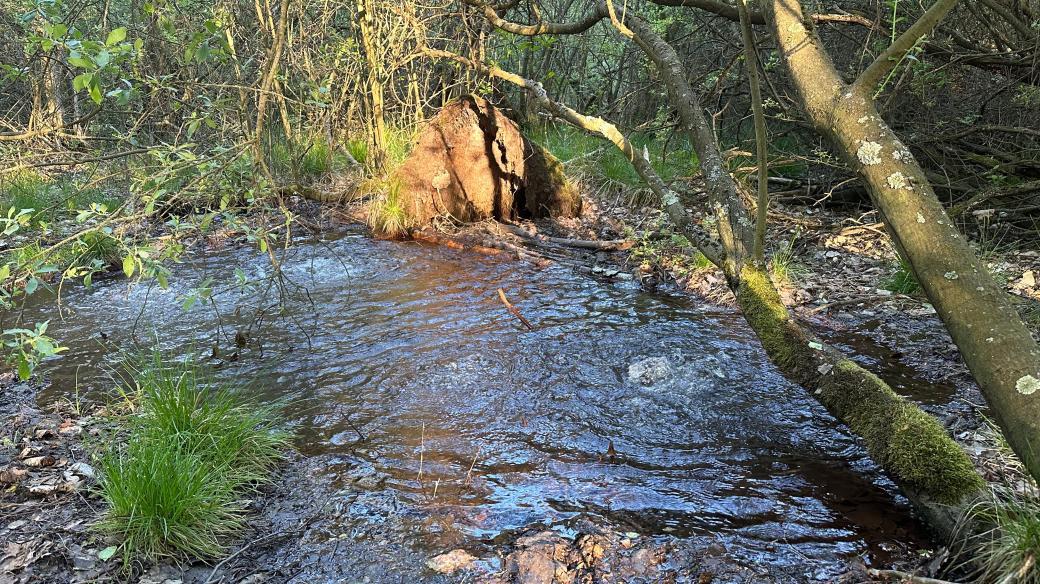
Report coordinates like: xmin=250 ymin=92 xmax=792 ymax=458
xmin=95 ymin=353 xmax=289 ymax=564
xmin=958 ymin=487 xmax=1040 ymax=584
xmin=769 ymin=232 xmax=807 ymax=285
xmin=366 ymin=179 xmax=412 ymax=237
xmin=883 ymin=257 xmax=921 ymax=295
xmin=346 ymin=138 xmax=369 ymax=165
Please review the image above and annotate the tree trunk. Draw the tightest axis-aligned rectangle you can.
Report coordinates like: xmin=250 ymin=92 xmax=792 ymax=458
xmin=357 ymin=0 xmax=387 ymax=169
xmin=767 ymin=0 xmax=1040 ymax=483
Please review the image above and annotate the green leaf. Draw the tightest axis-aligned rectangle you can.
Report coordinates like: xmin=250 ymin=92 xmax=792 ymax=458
xmin=17 ymin=354 xmax=30 ymax=381
xmin=122 ymin=255 xmax=135 ymax=277
xmin=68 ymin=56 xmax=93 ymax=69
xmin=105 ymin=27 xmax=126 ymax=46
xmin=73 ymin=73 xmax=92 ymax=92
xmin=98 ymin=546 xmax=117 ymax=561
xmin=25 ymin=278 xmax=38 ymax=295
xmin=94 ymin=50 xmax=111 ymax=68
xmin=33 ymin=338 xmax=55 ymax=355
xmin=0 ymin=264 xmax=10 ymax=282
xmin=88 ymin=82 xmax=102 ymax=104
xmin=156 ymin=271 xmax=169 ymax=289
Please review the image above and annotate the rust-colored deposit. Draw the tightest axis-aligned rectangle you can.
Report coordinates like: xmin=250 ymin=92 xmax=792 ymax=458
xmin=393 ymin=96 xmax=581 ymax=225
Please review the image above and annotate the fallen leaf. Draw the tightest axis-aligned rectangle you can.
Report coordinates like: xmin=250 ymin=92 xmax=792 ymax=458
xmin=28 ymin=481 xmax=76 ymax=496
xmin=68 ymin=462 xmax=96 ymax=480
xmin=22 ymin=455 xmax=56 ymax=468
xmin=98 ymin=546 xmax=118 ymax=561
xmin=0 ymin=467 xmax=29 ymax=484
xmin=34 ymin=427 xmax=57 ymax=440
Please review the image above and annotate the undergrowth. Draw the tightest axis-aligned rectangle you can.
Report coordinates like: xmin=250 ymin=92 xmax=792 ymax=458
xmin=958 ymin=486 xmax=1040 ymax=584
xmin=265 ymin=132 xmax=355 ymax=181
xmin=529 ymin=124 xmax=697 ymax=200
xmin=883 ymin=257 xmax=921 ymax=295
xmin=1 ymin=169 xmax=122 ymax=227
xmin=95 ymin=352 xmax=290 ymax=565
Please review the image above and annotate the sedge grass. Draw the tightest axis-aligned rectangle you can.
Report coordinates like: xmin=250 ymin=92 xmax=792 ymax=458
xmin=96 ymin=353 xmax=289 ymax=565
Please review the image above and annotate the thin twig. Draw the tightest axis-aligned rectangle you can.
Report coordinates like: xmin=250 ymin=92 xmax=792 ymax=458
xmin=497 ymin=288 xmax=534 ymax=330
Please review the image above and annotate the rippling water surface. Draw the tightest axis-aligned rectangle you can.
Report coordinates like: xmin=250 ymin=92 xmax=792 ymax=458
xmin=20 ymin=227 xmax=930 ymax=581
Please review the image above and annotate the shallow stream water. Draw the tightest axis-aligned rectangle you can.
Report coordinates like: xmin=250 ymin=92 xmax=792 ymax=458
xmin=17 ymin=227 xmax=934 ymax=582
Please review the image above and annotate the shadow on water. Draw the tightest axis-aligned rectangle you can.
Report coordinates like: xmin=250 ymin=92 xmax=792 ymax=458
xmin=14 ymin=226 xmax=938 ymax=581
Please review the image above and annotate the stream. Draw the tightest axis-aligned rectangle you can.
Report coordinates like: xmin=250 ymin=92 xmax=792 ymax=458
xmin=18 ymin=226 xmax=933 ymax=582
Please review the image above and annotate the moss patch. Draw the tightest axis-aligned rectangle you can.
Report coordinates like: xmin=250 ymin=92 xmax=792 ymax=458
xmin=822 ymin=360 xmax=984 ymax=505
xmin=735 ymin=265 xmax=983 ymax=506
xmin=735 ymin=265 xmax=809 ymax=370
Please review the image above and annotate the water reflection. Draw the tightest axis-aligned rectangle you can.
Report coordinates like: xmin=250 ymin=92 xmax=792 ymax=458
xmin=13 ymin=226 xmax=932 ymax=579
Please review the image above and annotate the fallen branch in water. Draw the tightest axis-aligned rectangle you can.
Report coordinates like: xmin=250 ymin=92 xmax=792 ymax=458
xmin=497 ymin=288 xmax=534 ymax=330
xmin=866 ymin=568 xmax=962 ymax=584
xmin=499 ymin=223 xmax=634 ymax=251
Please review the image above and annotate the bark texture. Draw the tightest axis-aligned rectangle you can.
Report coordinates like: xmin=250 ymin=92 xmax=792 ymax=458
xmin=768 ymin=0 xmax=1040 ymax=482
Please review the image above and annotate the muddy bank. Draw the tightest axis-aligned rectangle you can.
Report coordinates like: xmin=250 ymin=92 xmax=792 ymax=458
xmin=1 ymin=374 xmax=112 ymax=583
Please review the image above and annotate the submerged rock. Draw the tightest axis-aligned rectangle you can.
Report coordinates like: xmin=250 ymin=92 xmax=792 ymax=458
xmin=392 ymin=96 xmax=581 ymax=227
xmin=627 ymin=356 xmax=675 ymax=385
xmin=427 ymin=548 xmax=477 ymax=574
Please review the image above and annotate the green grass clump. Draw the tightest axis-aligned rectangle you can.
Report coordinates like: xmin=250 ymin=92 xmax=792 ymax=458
xmin=96 ymin=354 xmax=289 ymax=564
xmin=958 ymin=488 xmax=1040 ymax=583
xmin=366 ymin=179 xmax=411 ymax=237
xmin=265 ymin=132 xmax=355 ymax=182
xmin=883 ymin=257 xmax=920 ymax=294
xmin=346 ymin=138 xmax=369 ymax=165
xmin=1 ymin=170 xmax=121 ymax=226
xmin=769 ymin=232 xmax=807 ymax=285
xmin=529 ymin=124 xmax=698 ymax=192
